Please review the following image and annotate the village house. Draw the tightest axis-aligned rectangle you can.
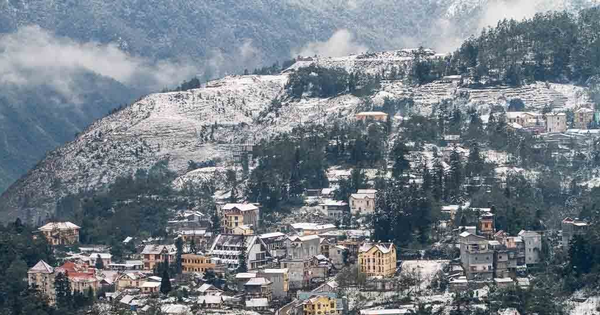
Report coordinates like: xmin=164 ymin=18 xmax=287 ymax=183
xmin=108 ymin=260 xmax=143 ymax=271
xmin=177 ymin=229 xmax=212 ymax=251
xmin=479 ymin=213 xmax=496 ymax=237
xmin=222 ymin=203 xmax=260 ymax=234
xmin=518 ymin=230 xmax=542 ymax=265
xmin=181 ymin=253 xmax=215 ymax=273
xmin=355 ymin=111 xmax=389 ymax=122
xmin=244 ymin=277 xmax=273 ymax=301
xmin=141 ymin=244 xmax=177 ymax=270
xmin=259 ymin=232 xmax=288 ymax=258
xmin=197 ymin=295 xmax=225 ymax=309
xmin=197 ymin=283 xmax=224 ymax=296
xmin=328 ymin=245 xmax=348 ymax=269
xmin=562 ymin=217 xmax=590 ymax=250
xmin=545 ymin=112 xmax=567 ymax=133
xmin=115 ymin=272 xmax=147 ymax=290
xmin=38 ymin=222 xmax=80 ymax=246
xmin=56 ymin=261 xmax=99 ymax=294
xmin=285 ymin=235 xmax=321 ymax=260
xmin=349 ymin=189 xmax=377 ymax=214
xmin=319 ymin=200 xmax=348 ymax=220
xmin=258 ymin=268 xmax=289 ymax=299
xmin=140 ymin=281 xmax=161 ymax=294
xmin=506 ymin=112 xmax=542 ymax=129
xmin=301 ymin=294 xmax=341 ymax=315
xmin=246 ymin=298 xmax=270 ymax=312
xmin=358 ymin=242 xmax=397 ymax=278
xmin=28 ymin=260 xmax=56 ymax=304
xmin=236 ymin=272 xmax=257 ymax=291
xmin=574 ymin=107 xmax=594 ymax=129
xmin=459 ymin=232 xmax=493 ymax=280
xmin=209 ymin=234 xmax=271 ymax=270
xmin=232 ymin=225 xmax=255 ymax=235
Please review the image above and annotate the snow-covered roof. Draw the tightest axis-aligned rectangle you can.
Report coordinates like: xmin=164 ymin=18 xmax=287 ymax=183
xmin=359 ymin=243 xmax=394 ymax=254
xmin=360 ymin=309 xmax=411 ymax=315
xmin=198 ymin=283 xmax=222 ymax=293
xmin=29 ymin=260 xmax=54 ymax=274
xmin=90 ymin=253 xmax=112 ymax=259
xmin=222 ymin=203 xmax=259 ymax=212
xmin=140 ymin=281 xmax=161 ymax=288
xmin=350 ymin=193 xmax=375 ymax=200
xmin=262 ymin=268 xmax=288 ymax=274
xmin=291 ymin=223 xmax=336 ymax=231
xmin=245 ymin=298 xmax=269 ymax=308
xmin=198 ymin=295 xmax=223 ymax=305
xmin=123 ymin=236 xmax=133 ymax=243
xmin=289 ymin=234 xmax=321 ymax=242
xmin=357 ymin=189 xmax=377 ymax=194
xmin=38 ymin=222 xmax=80 ymax=231
xmin=356 ymin=111 xmax=388 ymax=116
xmin=494 ymin=278 xmax=514 ymax=283
xmin=236 ymin=273 xmax=257 ymax=279
xmin=459 ymin=231 xmax=471 ymax=238
xmin=161 ymin=304 xmax=190 ymax=314
xmin=259 ymin=232 xmax=286 ymax=239
xmin=319 ymin=199 xmax=348 ymax=206
xmin=141 ymin=244 xmax=176 ymax=255
xmin=245 ymin=277 xmax=271 ymax=286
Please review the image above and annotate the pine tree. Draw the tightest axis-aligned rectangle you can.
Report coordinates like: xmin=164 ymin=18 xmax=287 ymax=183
xmin=189 ymin=238 xmax=197 ymax=255
xmin=55 ymin=271 xmax=73 ymax=310
xmin=211 ymin=209 xmax=221 ymax=234
xmin=237 ymin=241 xmax=248 ymax=273
xmin=466 ymin=142 xmax=484 ymax=177
xmin=94 ymin=254 xmax=104 ymax=270
xmin=392 ymin=141 xmax=411 ymax=179
xmin=175 ymin=237 xmax=184 ymax=275
xmin=160 ymin=268 xmax=172 ymax=295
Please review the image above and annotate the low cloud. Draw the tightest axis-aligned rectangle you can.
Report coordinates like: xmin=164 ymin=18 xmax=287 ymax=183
xmin=292 ymin=29 xmax=368 ymax=58
xmin=0 ymin=25 xmax=200 ymax=102
xmin=478 ymin=0 xmax=540 ymax=29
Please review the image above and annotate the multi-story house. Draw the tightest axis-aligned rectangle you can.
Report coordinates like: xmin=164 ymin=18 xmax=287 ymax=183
xmin=575 ymin=108 xmax=594 ymax=129
xmin=285 ymin=235 xmax=321 ymax=260
xmin=290 ymin=223 xmax=337 ymax=236
xmin=28 ymin=260 xmax=56 ymax=304
xmin=141 ymin=245 xmax=177 ymax=270
xmin=518 ymin=230 xmax=543 ymax=265
xmin=56 ymin=261 xmax=99 ymax=294
xmin=489 ymin=240 xmax=510 ymax=278
xmin=38 ymin=222 xmax=80 ymax=246
xmin=209 ymin=234 xmax=270 ymax=270
xmin=358 ymin=242 xmax=397 ymax=278
xmin=301 ymin=295 xmax=341 ymax=315
xmin=115 ymin=272 xmax=147 ymax=290
xmin=562 ymin=217 xmax=589 ymax=251
xmin=545 ymin=113 xmax=567 ymax=133
xmin=349 ymin=189 xmax=377 ymax=214
xmin=355 ymin=112 xmax=388 ymax=122
xmin=177 ymin=229 xmax=212 ymax=251
xmin=181 ymin=254 xmax=216 ymax=273
xmin=222 ymin=203 xmax=260 ymax=234
xmin=244 ymin=277 xmax=273 ymax=301
xmin=459 ymin=232 xmax=493 ymax=280
xmin=319 ymin=200 xmax=348 ymax=220
xmin=89 ymin=253 xmax=112 ymax=268
xmin=259 ymin=232 xmax=287 ymax=258
xmin=258 ymin=269 xmax=289 ymax=299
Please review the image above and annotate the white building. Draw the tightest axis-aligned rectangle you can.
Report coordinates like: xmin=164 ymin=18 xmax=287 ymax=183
xmin=349 ymin=189 xmax=377 ymax=214
xmin=545 ymin=113 xmax=567 ymax=133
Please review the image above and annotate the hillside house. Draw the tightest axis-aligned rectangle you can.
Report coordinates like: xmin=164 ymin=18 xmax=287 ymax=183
xmin=518 ymin=230 xmax=542 ymax=265
xmin=355 ymin=111 xmax=389 ymax=122
xmin=56 ymin=261 xmax=99 ymax=294
xmin=545 ymin=113 xmax=567 ymax=133
xmin=89 ymin=253 xmax=112 ymax=268
xmin=285 ymin=235 xmax=321 ymax=261
xmin=290 ymin=223 xmax=337 ymax=236
xmin=506 ymin=112 xmax=542 ymax=128
xmin=575 ymin=107 xmax=594 ymax=129
xmin=562 ymin=217 xmax=589 ymax=250
xmin=115 ymin=272 xmax=147 ymax=290
xmin=209 ymin=234 xmax=271 ymax=270
xmin=258 ymin=268 xmax=289 ymax=299
xmin=358 ymin=243 xmax=397 ymax=278
xmin=38 ymin=222 xmax=80 ymax=246
xmin=141 ymin=244 xmax=177 ymax=270
xmin=349 ymin=189 xmax=376 ymax=214
xmin=222 ymin=203 xmax=260 ymax=234
xmin=259 ymin=232 xmax=287 ymax=258
xmin=244 ymin=277 xmax=273 ymax=301
xmin=319 ymin=200 xmax=348 ymax=219
xmin=28 ymin=260 xmax=56 ymax=304
xmin=301 ymin=294 xmax=341 ymax=315
xmin=459 ymin=232 xmax=493 ymax=280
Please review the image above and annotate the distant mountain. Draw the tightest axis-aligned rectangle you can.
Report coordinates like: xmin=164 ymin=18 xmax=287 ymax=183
xmin=0 ymin=0 xmax=597 ymax=194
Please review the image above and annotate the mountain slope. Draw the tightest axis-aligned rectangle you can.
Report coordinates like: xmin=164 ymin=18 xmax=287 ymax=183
xmin=0 ymin=50 xmax=593 ymax=224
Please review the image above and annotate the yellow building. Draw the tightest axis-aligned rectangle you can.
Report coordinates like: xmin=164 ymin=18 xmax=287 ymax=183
xmin=182 ymin=254 xmax=216 ymax=273
xmin=358 ymin=243 xmax=397 ymax=278
xmin=222 ymin=203 xmax=260 ymax=234
xmin=38 ymin=222 xmax=80 ymax=246
xmin=302 ymin=295 xmax=340 ymax=315
xmin=355 ymin=112 xmax=388 ymax=122
xmin=115 ymin=272 xmax=146 ymax=290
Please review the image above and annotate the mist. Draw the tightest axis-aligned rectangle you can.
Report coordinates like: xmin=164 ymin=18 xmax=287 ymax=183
xmin=291 ymin=29 xmax=368 ymax=58
xmin=0 ymin=25 xmax=200 ymax=102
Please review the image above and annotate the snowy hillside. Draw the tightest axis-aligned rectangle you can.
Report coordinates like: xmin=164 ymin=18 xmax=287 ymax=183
xmin=0 ymin=50 xmax=595 ymax=223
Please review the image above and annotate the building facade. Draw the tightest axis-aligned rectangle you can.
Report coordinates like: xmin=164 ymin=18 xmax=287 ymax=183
xmin=222 ymin=203 xmax=260 ymax=234
xmin=358 ymin=243 xmax=397 ymax=278
xmin=545 ymin=113 xmax=567 ymax=133
xmin=28 ymin=260 xmax=56 ymax=304
xmin=459 ymin=232 xmax=493 ymax=280
xmin=38 ymin=222 xmax=80 ymax=246
xmin=141 ymin=245 xmax=177 ymax=270
xmin=181 ymin=254 xmax=216 ymax=273
xmin=349 ymin=189 xmax=376 ymax=214
xmin=562 ymin=217 xmax=589 ymax=251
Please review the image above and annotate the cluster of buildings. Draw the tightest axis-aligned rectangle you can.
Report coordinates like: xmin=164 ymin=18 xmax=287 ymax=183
xmin=505 ymin=107 xmax=599 ymax=134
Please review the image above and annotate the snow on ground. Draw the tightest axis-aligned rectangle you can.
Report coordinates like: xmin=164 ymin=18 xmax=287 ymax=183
xmin=568 ymin=296 xmax=600 ymax=315
xmin=401 ymin=260 xmax=449 ymax=290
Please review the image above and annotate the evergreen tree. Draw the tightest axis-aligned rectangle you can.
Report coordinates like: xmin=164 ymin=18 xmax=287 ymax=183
xmin=211 ymin=209 xmax=221 ymax=235
xmin=160 ymin=268 xmax=172 ymax=295
xmin=432 ymin=158 xmax=445 ymax=201
xmin=569 ymin=234 xmax=592 ymax=275
xmin=392 ymin=140 xmax=411 ymax=179
xmin=189 ymin=238 xmax=197 ymax=255
xmin=466 ymin=142 xmax=484 ymax=177
xmin=237 ymin=240 xmax=248 ymax=273
xmin=55 ymin=271 xmax=73 ymax=310
xmin=175 ymin=237 xmax=184 ymax=275
xmin=94 ymin=254 xmax=104 ymax=270
xmin=447 ymin=148 xmax=464 ymax=201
